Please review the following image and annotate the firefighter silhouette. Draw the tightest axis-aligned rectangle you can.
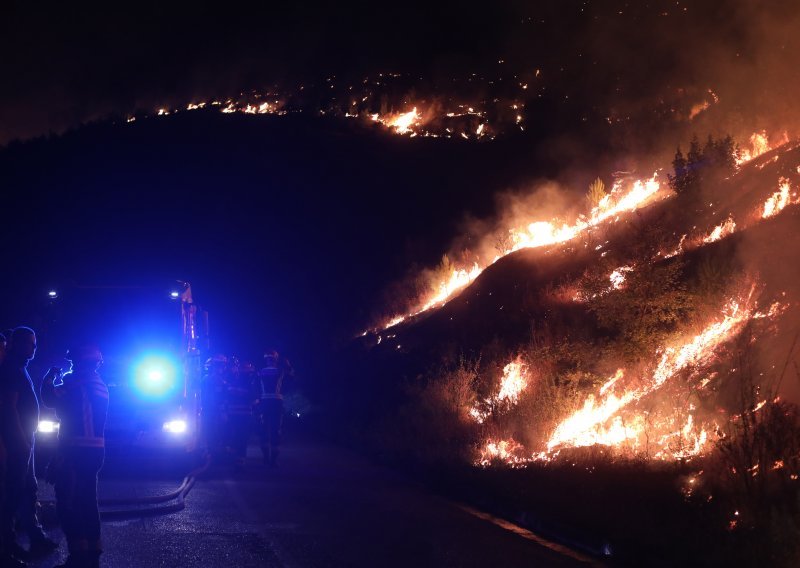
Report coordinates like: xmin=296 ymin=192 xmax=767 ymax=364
xmin=40 ymin=343 xmax=108 ymax=568
xmin=254 ymin=350 xmax=294 ymax=466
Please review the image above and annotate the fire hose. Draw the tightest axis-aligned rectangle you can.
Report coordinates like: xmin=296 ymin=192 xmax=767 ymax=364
xmin=40 ymin=453 xmax=211 ymax=520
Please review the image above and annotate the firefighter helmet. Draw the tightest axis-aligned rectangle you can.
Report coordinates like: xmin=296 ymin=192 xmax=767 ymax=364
xmin=66 ymin=343 xmax=103 ymax=364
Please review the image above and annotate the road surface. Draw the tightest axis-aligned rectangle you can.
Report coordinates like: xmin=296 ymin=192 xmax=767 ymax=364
xmin=29 ymin=435 xmax=596 ymax=567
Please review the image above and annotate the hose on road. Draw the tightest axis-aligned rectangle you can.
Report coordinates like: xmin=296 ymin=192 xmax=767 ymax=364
xmin=98 ymin=452 xmax=210 ymax=520
xmin=39 ymin=453 xmax=211 ymax=520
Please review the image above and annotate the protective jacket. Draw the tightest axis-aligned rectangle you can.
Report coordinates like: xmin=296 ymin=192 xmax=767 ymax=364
xmin=40 ymin=369 xmax=109 ymax=448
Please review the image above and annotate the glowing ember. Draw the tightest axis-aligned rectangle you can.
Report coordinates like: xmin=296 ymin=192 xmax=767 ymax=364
xmin=478 ymin=439 xmax=526 ymax=466
xmin=703 ymin=217 xmax=736 ymax=243
xmin=762 ymin=178 xmax=798 ymax=218
xmin=609 ymin=266 xmax=633 ymax=290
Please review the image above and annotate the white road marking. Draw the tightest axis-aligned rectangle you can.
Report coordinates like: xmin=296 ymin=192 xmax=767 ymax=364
xmin=457 ymin=504 xmax=603 ymax=566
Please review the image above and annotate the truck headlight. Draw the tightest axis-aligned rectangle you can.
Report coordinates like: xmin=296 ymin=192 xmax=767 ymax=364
xmin=163 ymin=419 xmax=187 ymax=434
xmin=38 ymin=420 xmax=60 ymax=434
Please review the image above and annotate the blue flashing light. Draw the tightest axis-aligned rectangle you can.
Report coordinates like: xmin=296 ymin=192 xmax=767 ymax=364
xmin=48 ymin=290 xmax=58 ymax=299
xmin=133 ymin=354 xmax=179 ymax=398
xmin=169 ymin=291 xmax=180 ymax=299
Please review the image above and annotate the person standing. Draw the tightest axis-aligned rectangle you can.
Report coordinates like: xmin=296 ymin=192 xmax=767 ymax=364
xmin=0 ymin=327 xmax=57 ymax=564
xmin=40 ymin=344 xmax=108 ymax=568
xmin=0 ymin=329 xmax=24 ymax=568
xmin=225 ymin=361 xmax=256 ymax=470
xmin=200 ymin=355 xmax=228 ymax=458
xmin=254 ymin=350 xmax=294 ymax=467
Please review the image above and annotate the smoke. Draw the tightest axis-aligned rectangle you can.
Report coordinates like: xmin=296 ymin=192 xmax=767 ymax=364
xmin=734 ymin=205 xmax=800 ymax=405
xmin=455 ymin=180 xmax=583 ymax=265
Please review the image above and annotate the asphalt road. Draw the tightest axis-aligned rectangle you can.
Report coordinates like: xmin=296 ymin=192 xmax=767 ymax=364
xmin=28 ymin=435 xmax=595 ymax=568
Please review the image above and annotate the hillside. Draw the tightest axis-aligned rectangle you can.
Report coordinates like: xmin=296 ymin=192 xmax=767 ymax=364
xmin=329 ymin=140 xmax=800 ymax=564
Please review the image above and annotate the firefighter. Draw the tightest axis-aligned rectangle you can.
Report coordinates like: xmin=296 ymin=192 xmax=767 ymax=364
xmin=200 ymin=355 xmax=228 ymax=457
xmin=0 ymin=327 xmax=58 ymax=565
xmin=40 ymin=344 xmax=108 ymax=568
xmin=225 ymin=361 xmax=256 ymax=470
xmin=254 ymin=350 xmax=294 ymax=467
xmin=0 ymin=330 xmax=21 ymax=568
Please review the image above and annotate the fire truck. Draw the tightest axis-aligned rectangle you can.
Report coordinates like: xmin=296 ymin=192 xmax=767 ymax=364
xmin=34 ymin=281 xmax=209 ymax=459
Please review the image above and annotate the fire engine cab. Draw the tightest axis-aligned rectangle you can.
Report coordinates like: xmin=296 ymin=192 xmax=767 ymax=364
xmin=34 ymin=281 xmax=209 ymax=459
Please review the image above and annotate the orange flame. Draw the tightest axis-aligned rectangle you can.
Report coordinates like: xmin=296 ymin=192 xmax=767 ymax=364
xmin=470 ymin=359 xmax=529 ymax=424
xmin=703 ymin=217 xmax=736 ymax=243
xmin=496 ymin=360 xmax=527 ymax=403
xmin=478 ymin=438 xmax=526 ymax=467
xmin=371 ymin=108 xmax=422 ymax=135
xmin=762 ymin=178 xmax=798 ymax=219
xmin=544 ymin=295 xmax=758 ymax=457
xmin=380 ymin=174 xmax=665 ymax=330
xmin=736 ymin=131 xmax=771 ymax=166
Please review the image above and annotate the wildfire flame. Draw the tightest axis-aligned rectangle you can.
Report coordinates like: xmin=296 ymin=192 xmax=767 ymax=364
xmin=762 ymin=178 xmax=798 ymax=219
xmin=419 ymin=264 xmax=482 ymax=313
xmin=703 ymin=217 xmax=736 ymax=243
xmin=473 ymin=294 xmax=785 ymax=466
xmin=736 ymin=131 xmax=771 ymax=166
xmin=132 ymin=72 xmax=519 ymax=141
xmin=609 ymin=266 xmax=634 ymax=290
xmin=380 ymin=174 xmax=665 ymax=330
xmin=736 ymin=131 xmax=791 ymax=166
xmin=470 ymin=359 xmax=529 ymax=424
xmin=496 ymin=360 xmax=527 ymax=403
xmin=542 ymin=293 xmax=778 ymax=459
xmin=372 ymin=107 xmax=422 ymax=135
xmin=479 ymin=439 xmax=526 ymax=467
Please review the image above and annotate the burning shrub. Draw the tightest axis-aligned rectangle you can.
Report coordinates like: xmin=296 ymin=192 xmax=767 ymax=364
xmin=585 ymin=177 xmax=607 ymax=209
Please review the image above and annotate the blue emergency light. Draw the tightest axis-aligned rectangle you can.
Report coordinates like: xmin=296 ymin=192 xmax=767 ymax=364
xmin=133 ymin=354 xmax=179 ymax=398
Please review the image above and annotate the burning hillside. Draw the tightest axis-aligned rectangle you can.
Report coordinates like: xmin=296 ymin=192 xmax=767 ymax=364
xmin=123 ymin=72 xmax=526 ymax=140
xmin=369 ymin=131 xmax=796 ymax=335
xmin=359 ymin=132 xmax=800 ymax=473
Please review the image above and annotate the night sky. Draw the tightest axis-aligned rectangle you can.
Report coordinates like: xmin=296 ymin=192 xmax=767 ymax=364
xmin=2 ymin=1 xmax=799 ymax=389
